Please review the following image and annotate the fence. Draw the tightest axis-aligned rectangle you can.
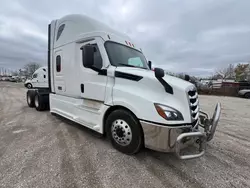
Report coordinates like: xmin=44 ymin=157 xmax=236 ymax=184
xmin=198 ymin=82 xmax=250 ymax=97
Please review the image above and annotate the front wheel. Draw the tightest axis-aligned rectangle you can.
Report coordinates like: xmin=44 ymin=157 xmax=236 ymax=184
xmin=106 ymin=109 xmax=143 ymax=154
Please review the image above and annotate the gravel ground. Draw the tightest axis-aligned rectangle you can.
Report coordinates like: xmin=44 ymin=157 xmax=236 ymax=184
xmin=0 ymin=81 xmax=250 ymax=188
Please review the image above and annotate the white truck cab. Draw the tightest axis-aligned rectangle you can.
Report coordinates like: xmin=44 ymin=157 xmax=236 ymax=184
xmin=26 ymin=14 xmax=221 ymax=159
xmin=24 ymin=66 xmax=48 ymax=89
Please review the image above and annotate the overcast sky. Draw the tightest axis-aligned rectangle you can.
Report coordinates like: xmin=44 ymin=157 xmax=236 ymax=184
xmin=0 ymin=0 xmax=250 ymax=76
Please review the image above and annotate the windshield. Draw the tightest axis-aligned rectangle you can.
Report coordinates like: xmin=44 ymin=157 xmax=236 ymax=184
xmin=105 ymin=41 xmax=149 ymax=69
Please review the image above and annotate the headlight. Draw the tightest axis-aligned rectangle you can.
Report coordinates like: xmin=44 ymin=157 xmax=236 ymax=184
xmin=154 ymin=103 xmax=184 ymax=121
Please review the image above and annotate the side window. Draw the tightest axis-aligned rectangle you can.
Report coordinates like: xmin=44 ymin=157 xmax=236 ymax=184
xmin=56 ymin=55 xmax=61 ymax=72
xmin=33 ymin=73 xmax=38 ymax=78
xmin=44 ymin=75 xmax=46 ymax=78
xmin=92 ymin=44 xmax=103 ymax=69
xmin=56 ymin=24 xmax=65 ymax=41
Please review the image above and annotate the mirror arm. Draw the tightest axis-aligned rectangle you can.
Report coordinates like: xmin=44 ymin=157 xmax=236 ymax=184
xmin=90 ymin=66 xmax=100 ymax=72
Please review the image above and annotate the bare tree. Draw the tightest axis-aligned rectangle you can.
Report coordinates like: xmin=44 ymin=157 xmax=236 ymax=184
xmin=23 ymin=62 xmax=41 ymax=77
xmin=215 ymin=64 xmax=235 ymax=80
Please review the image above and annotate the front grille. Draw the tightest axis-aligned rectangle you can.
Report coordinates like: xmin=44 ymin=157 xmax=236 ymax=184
xmin=192 ymin=119 xmax=198 ymax=127
xmin=187 ymin=88 xmax=199 ymax=125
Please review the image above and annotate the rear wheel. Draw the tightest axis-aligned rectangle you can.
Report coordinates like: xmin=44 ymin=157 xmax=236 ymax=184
xmin=34 ymin=94 xmax=46 ymax=111
xmin=26 ymin=91 xmax=35 ymax=107
xmin=106 ymin=109 xmax=143 ymax=154
xmin=244 ymin=92 xmax=250 ymax=99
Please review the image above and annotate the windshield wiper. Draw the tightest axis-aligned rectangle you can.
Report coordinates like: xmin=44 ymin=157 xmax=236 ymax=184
xmin=117 ymin=63 xmax=148 ymax=69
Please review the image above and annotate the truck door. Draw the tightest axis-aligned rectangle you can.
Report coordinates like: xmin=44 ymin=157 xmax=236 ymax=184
xmin=79 ymin=39 xmax=107 ymax=102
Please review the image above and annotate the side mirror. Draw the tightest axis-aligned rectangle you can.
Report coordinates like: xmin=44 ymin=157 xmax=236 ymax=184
xmin=81 ymin=45 xmax=94 ymax=68
xmin=148 ymin=61 xmax=152 ymax=70
xmin=154 ymin=68 xmax=165 ymax=78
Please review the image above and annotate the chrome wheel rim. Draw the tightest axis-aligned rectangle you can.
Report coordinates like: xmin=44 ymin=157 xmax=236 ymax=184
xmin=35 ymin=95 xmax=39 ymax=107
xmin=111 ymin=119 xmax=132 ymax=146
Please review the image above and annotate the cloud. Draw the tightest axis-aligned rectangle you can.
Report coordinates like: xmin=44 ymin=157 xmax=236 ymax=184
xmin=0 ymin=0 xmax=250 ymax=76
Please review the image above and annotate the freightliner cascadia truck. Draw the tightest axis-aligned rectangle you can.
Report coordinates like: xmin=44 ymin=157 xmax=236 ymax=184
xmin=24 ymin=66 xmax=48 ymax=89
xmin=26 ymin=14 xmax=221 ymax=159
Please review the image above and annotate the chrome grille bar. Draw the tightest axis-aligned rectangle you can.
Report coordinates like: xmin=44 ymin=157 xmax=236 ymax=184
xmin=187 ymin=87 xmax=199 ymax=126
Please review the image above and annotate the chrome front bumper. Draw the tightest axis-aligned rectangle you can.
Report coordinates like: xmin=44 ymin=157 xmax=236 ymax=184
xmin=140 ymin=103 xmax=221 ymax=159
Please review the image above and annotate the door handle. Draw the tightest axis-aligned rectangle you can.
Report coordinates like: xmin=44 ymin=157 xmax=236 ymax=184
xmin=81 ymin=84 xmax=84 ymax=93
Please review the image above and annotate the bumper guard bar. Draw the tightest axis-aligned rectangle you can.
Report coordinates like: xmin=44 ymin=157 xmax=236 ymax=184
xmin=175 ymin=103 xmax=221 ymax=159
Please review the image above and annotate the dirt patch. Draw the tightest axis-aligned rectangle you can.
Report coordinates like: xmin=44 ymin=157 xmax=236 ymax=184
xmin=0 ymin=82 xmax=250 ymax=188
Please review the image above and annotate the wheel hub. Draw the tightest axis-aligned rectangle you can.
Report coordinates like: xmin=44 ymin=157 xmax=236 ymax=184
xmin=115 ymin=127 xmax=124 ymax=138
xmin=111 ymin=119 xmax=132 ymax=146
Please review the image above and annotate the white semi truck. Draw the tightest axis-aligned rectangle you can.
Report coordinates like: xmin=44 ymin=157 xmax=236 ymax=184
xmin=26 ymin=14 xmax=221 ymax=159
xmin=24 ymin=66 xmax=48 ymax=88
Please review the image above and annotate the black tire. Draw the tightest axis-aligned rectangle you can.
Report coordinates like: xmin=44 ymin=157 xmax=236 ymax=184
xmin=244 ymin=92 xmax=250 ymax=99
xmin=34 ymin=93 xmax=46 ymax=111
xmin=26 ymin=91 xmax=35 ymax=107
xmin=26 ymin=83 xmax=32 ymax=89
xmin=105 ymin=109 xmax=143 ymax=154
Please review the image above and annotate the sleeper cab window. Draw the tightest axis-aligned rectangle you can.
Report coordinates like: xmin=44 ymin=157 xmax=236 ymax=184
xmin=56 ymin=55 xmax=61 ymax=72
xmin=56 ymin=24 xmax=65 ymax=41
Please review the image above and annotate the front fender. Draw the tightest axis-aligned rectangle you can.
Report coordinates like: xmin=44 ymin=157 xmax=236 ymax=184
xmin=112 ymin=88 xmax=189 ymax=125
xmin=111 ymin=72 xmax=192 ymax=124
xmin=112 ymin=100 xmax=140 ymax=119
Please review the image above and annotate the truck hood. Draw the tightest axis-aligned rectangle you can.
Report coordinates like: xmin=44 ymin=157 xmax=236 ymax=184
xmin=113 ymin=67 xmax=196 ymax=124
xmin=115 ymin=67 xmax=194 ymax=91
